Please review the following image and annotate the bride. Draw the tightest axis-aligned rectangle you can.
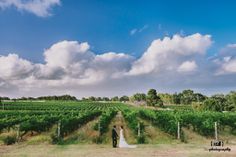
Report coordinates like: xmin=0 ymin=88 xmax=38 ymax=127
xmin=119 ymin=126 xmax=137 ymax=148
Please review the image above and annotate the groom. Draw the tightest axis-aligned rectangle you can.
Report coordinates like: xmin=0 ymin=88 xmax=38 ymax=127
xmin=112 ymin=125 xmax=119 ymax=148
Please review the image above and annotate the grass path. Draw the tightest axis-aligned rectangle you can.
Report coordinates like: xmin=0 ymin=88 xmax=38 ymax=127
xmin=104 ymin=111 xmax=136 ymax=144
xmin=182 ymin=127 xmax=210 ymax=144
xmin=140 ymin=119 xmax=177 ymax=144
xmin=62 ymin=117 xmax=100 ymax=144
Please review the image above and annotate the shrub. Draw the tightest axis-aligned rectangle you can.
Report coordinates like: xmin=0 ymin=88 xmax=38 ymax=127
xmin=50 ymin=134 xmax=62 ymax=144
xmin=137 ymin=135 xmax=145 ymax=144
xmin=3 ymin=136 xmax=17 ymax=145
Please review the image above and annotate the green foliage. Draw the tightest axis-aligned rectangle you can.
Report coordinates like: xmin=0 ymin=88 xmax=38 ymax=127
xmin=158 ymin=93 xmax=173 ymax=105
xmin=147 ymin=89 xmax=163 ymax=107
xmin=130 ymin=93 xmax=146 ymax=102
xmin=3 ymin=136 xmax=17 ymax=145
xmin=59 ymin=111 xmax=101 ymax=137
xmin=202 ymin=98 xmax=224 ymax=112
xmin=122 ymin=109 xmax=146 ymax=143
xmin=0 ymin=100 xmax=236 ymax=145
xmin=140 ymin=109 xmax=236 ymax=138
xmin=180 ymin=89 xmax=195 ymax=105
xmin=140 ymin=110 xmax=178 ymax=136
xmin=119 ymin=95 xmax=129 ymax=102
xmin=172 ymin=90 xmax=207 ymax=105
xmin=50 ymin=133 xmax=62 ymax=144
xmin=173 ymin=93 xmax=181 ymax=104
xmin=0 ymin=97 xmax=10 ymax=101
xmin=96 ymin=110 xmax=117 ymax=135
xmin=111 ymin=96 xmax=119 ymax=101
xmin=15 ymin=95 xmax=78 ymax=101
xmin=137 ymin=134 xmax=145 ymax=144
xmin=225 ymin=91 xmax=236 ymax=111
xmin=201 ymin=94 xmax=231 ymax=112
xmin=20 ymin=116 xmax=58 ymax=134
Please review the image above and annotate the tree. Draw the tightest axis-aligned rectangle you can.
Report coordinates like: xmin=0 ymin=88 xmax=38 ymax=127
xmin=95 ymin=97 xmax=102 ymax=101
xmin=173 ymin=93 xmax=181 ymax=104
xmin=202 ymin=94 xmax=227 ymax=112
xmin=88 ymin=96 xmax=96 ymax=101
xmin=111 ymin=96 xmax=119 ymax=101
xmin=131 ymin=93 xmax=146 ymax=102
xmin=180 ymin=89 xmax=195 ymax=105
xmin=194 ymin=93 xmax=207 ymax=102
xmin=119 ymin=96 xmax=129 ymax=102
xmin=0 ymin=97 xmax=10 ymax=101
xmin=147 ymin=89 xmax=163 ymax=107
xmin=225 ymin=91 xmax=236 ymax=111
xmin=158 ymin=93 xmax=173 ymax=105
xmin=37 ymin=95 xmax=77 ymax=101
xmin=102 ymin=97 xmax=110 ymax=101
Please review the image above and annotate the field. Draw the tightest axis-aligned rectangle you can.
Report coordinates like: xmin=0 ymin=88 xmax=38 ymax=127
xmin=0 ymin=101 xmax=236 ymax=157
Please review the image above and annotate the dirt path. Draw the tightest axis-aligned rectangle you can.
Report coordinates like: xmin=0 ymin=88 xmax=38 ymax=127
xmin=105 ymin=111 xmax=136 ymax=144
xmin=1 ymin=144 xmax=236 ymax=157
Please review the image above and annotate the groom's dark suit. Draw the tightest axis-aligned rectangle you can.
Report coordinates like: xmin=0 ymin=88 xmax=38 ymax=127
xmin=112 ymin=127 xmax=118 ymax=148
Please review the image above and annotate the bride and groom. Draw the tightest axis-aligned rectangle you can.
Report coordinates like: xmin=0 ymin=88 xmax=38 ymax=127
xmin=112 ymin=125 xmax=137 ymax=148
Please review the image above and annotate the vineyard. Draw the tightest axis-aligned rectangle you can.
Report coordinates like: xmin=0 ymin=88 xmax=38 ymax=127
xmin=0 ymin=101 xmax=235 ymax=147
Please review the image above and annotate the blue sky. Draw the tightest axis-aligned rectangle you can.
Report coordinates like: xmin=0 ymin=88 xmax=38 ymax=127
xmin=0 ymin=0 xmax=236 ymax=97
xmin=2 ymin=0 xmax=236 ymax=61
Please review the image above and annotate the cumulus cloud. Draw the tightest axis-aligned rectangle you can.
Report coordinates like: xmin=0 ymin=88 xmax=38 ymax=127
xmin=219 ymin=59 xmax=236 ymax=74
xmin=0 ymin=0 xmax=60 ymax=17
xmin=214 ymin=44 xmax=236 ymax=75
xmin=2 ymin=33 xmax=236 ymax=98
xmin=177 ymin=61 xmax=198 ymax=72
xmin=128 ymin=33 xmax=212 ymax=75
xmin=0 ymin=54 xmax=34 ymax=80
xmin=34 ymin=41 xmax=134 ymax=84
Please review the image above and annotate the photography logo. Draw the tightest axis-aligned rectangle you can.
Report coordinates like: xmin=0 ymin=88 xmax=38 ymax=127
xmin=209 ymin=140 xmax=231 ymax=152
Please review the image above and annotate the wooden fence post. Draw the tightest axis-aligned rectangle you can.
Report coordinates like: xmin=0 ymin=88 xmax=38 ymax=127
xmin=98 ymin=122 xmax=101 ymax=136
xmin=177 ymin=122 xmax=180 ymax=139
xmin=16 ymin=124 xmax=20 ymax=143
xmin=215 ymin=122 xmax=218 ymax=140
xmin=57 ymin=120 xmax=61 ymax=138
xmin=138 ymin=122 xmax=140 ymax=137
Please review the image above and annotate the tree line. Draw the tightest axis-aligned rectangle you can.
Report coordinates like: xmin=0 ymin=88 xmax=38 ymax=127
xmin=0 ymin=95 xmax=77 ymax=101
xmin=1 ymin=89 xmax=236 ymax=112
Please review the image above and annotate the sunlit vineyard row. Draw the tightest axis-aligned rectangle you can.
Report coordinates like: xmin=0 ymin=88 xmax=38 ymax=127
xmin=0 ymin=101 xmax=236 ymax=145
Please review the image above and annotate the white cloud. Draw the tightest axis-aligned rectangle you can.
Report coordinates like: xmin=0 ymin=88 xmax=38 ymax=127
xmin=40 ymin=41 xmax=133 ymax=82
xmin=130 ymin=25 xmax=148 ymax=35
xmin=177 ymin=60 xmax=198 ymax=72
xmin=226 ymin=44 xmax=236 ymax=48
xmin=0 ymin=0 xmax=60 ymax=17
xmin=0 ymin=54 xmax=34 ymax=80
xmin=128 ymin=33 xmax=212 ymax=75
xmin=221 ymin=59 xmax=236 ymax=73
xmin=3 ymin=33 xmax=236 ymax=98
xmin=44 ymin=40 xmax=92 ymax=69
xmin=214 ymin=43 xmax=236 ymax=75
xmin=216 ymin=58 xmax=236 ymax=75
xmin=130 ymin=29 xmax=137 ymax=35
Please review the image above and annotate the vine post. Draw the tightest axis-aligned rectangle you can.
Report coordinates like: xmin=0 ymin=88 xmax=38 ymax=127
xmin=177 ymin=121 xmax=180 ymax=140
xmin=16 ymin=124 xmax=20 ymax=143
xmin=138 ymin=122 xmax=140 ymax=137
xmin=57 ymin=120 xmax=61 ymax=138
xmin=98 ymin=122 xmax=101 ymax=136
xmin=215 ymin=122 xmax=218 ymax=140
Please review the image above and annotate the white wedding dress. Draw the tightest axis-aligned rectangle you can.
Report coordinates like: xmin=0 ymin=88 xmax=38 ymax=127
xmin=119 ymin=129 xmax=137 ymax=148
